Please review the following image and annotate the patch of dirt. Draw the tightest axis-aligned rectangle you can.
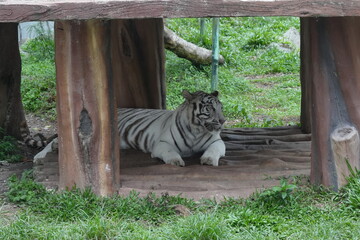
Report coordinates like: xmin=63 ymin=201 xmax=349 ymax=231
xmin=25 ymin=113 xmax=57 ymax=138
xmin=0 ymin=200 xmax=22 ymax=225
xmin=0 ymin=161 xmax=33 ymax=195
xmin=244 ymin=73 xmax=289 ymax=81
xmin=253 ymin=81 xmax=277 ymax=89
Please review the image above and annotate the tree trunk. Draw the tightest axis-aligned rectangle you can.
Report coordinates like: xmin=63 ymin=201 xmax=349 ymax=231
xmin=304 ymin=17 xmax=360 ymax=190
xmin=111 ymin=19 xmax=166 ymax=109
xmin=55 ymin=20 xmax=120 ymax=196
xmin=0 ymin=23 xmax=27 ymax=139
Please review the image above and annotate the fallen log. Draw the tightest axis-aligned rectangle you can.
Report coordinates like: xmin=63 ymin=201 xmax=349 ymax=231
xmin=226 ymin=149 xmax=311 ymax=157
xmin=221 ymin=133 xmax=311 ymax=142
xmin=225 ymin=141 xmax=311 ymax=151
xmin=222 ymin=126 xmax=303 ymax=136
xmin=164 ymin=26 xmax=225 ymax=65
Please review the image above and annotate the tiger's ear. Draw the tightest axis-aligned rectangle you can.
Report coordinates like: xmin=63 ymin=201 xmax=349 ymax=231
xmin=211 ymin=91 xmax=219 ymax=97
xmin=182 ymin=90 xmax=193 ymax=101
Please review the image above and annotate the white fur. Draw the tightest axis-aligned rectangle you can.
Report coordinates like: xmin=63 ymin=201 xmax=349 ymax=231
xmin=119 ymin=91 xmax=227 ymax=167
xmin=200 ymin=140 xmax=226 ymax=166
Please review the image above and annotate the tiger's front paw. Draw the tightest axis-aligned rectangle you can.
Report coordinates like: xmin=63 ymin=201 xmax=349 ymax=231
xmin=200 ymin=139 xmax=225 ymax=166
xmin=200 ymin=155 xmax=219 ymax=166
xmin=166 ymin=158 xmax=185 ymax=167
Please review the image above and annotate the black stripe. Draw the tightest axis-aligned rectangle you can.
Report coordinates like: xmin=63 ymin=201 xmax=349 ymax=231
xmin=159 ymin=139 xmax=181 ymax=152
xmin=170 ymin=129 xmax=181 ymax=152
xmin=118 ymin=109 xmax=146 ymax=132
xmin=123 ymin=115 xmax=149 ymax=149
xmin=175 ymin=111 xmax=191 ymax=148
xmin=161 ymin=112 xmax=173 ymax=129
xmin=199 ymin=134 xmax=214 ymax=150
xmin=149 ymin=135 xmax=155 ymax=150
xmin=134 ymin=112 xmax=165 ymax=150
xmin=133 ymin=110 xmax=165 ymax=133
xmin=143 ymin=134 xmax=149 ymax=152
xmin=208 ymin=139 xmax=222 ymax=146
xmin=191 ymin=104 xmax=197 ymax=125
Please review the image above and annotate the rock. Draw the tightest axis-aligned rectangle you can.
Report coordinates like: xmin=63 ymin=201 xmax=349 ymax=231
xmin=269 ymin=42 xmax=292 ymax=53
xmin=173 ymin=204 xmax=191 ymax=216
xmin=269 ymin=27 xmax=300 ymax=53
xmin=283 ymin=27 xmax=300 ymax=50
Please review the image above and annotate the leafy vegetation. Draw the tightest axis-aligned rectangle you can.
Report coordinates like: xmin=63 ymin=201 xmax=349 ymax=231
xmin=0 ymin=128 xmax=22 ymax=163
xmin=1 ymin=171 xmax=359 ymax=239
xmin=20 ymin=22 xmax=56 ymax=120
xmin=19 ymin=17 xmax=300 ymax=127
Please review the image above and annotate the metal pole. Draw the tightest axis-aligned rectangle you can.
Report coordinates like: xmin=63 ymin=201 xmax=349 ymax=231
xmin=200 ymin=18 xmax=205 ymax=43
xmin=211 ymin=18 xmax=220 ymax=91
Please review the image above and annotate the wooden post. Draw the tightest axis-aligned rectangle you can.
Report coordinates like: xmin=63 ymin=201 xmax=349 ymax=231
xmin=55 ymin=20 xmax=120 ymax=196
xmin=331 ymin=126 xmax=360 ymax=187
xmin=0 ymin=23 xmax=27 ymax=139
xmin=110 ymin=19 xmax=166 ymax=109
xmin=303 ymin=17 xmax=360 ymax=190
xmin=300 ymin=18 xmax=312 ymax=134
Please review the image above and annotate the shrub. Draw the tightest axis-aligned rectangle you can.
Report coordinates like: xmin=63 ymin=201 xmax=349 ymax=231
xmin=0 ymin=128 xmax=22 ymax=163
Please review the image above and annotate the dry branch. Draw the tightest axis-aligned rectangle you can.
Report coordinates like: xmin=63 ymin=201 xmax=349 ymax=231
xmin=164 ymin=26 xmax=225 ymax=65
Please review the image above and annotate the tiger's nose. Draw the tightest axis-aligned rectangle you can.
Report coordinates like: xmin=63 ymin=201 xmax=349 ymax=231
xmin=219 ymin=118 xmax=226 ymax=125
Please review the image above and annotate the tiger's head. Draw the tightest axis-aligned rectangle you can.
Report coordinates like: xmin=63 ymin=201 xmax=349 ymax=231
xmin=182 ymin=90 xmax=226 ymax=132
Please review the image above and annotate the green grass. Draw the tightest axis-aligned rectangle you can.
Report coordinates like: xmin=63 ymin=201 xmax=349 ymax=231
xmin=1 ymin=171 xmax=360 ymax=239
xmin=20 ymin=17 xmax=301 ymax=127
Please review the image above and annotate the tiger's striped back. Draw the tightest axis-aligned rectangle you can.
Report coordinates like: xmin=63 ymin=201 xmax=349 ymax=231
xmin=118 ymin=108 xmax=173 ymax=152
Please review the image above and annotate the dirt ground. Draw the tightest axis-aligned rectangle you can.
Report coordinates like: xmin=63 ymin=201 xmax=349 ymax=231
xmin=1 ymin=114 xmax=311 ymax=201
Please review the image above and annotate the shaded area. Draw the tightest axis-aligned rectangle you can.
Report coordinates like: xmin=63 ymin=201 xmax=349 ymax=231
xmin=32 ymin=126 xmax=310 ymax=200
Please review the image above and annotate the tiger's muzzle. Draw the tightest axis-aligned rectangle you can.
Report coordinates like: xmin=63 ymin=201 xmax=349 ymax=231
xmin=204 ymin=118 xmax=226 ymax=132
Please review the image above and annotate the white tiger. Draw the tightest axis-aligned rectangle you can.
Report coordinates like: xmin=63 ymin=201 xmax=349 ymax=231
xmin=29 ymin=90 xmax=226 ymax=166
xmin=118 ymin=90 xmax=226 ymax=166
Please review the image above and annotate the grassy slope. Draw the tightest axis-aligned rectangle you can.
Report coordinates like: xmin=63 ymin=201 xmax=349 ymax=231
xmin=166 ymin=17 xmax=300 ymax=127
xmin=20 ymin=31 xmax=56 ymax=120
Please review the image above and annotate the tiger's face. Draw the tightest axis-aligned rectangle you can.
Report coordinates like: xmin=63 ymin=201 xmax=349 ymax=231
xmin=183 ymin=90 xmax=226 ymax=132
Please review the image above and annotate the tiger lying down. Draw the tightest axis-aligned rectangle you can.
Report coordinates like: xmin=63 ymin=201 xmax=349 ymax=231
xmin=27 ymin=90 xmax=226 ymax=167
